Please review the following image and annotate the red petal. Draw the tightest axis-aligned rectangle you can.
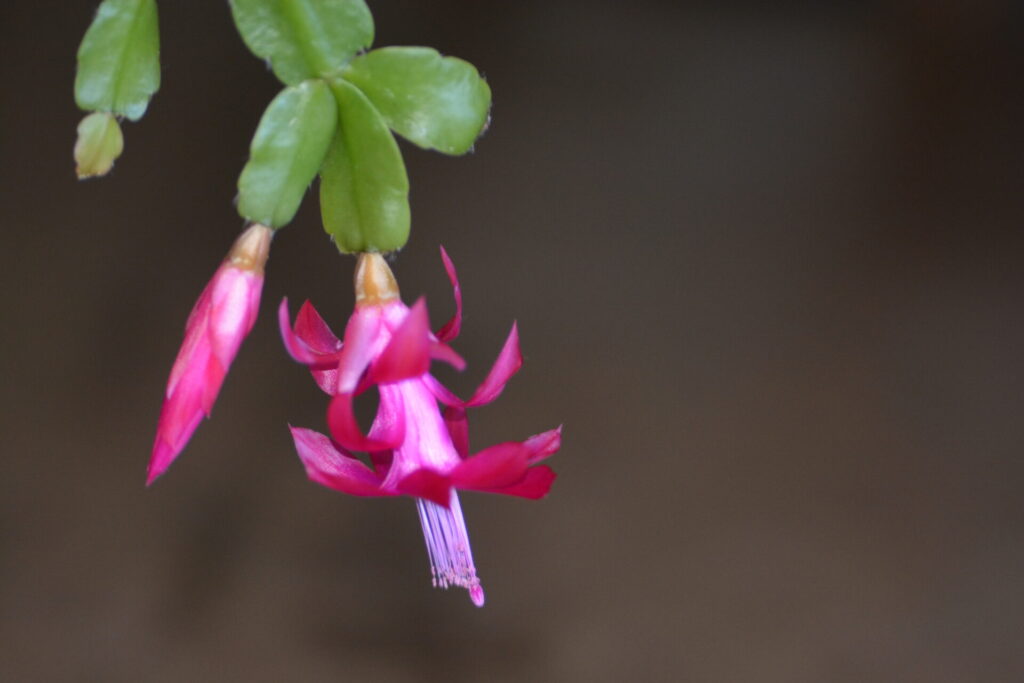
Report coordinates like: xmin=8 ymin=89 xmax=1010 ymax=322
xmin=335 ymin=306 xmax=382 ymax=393
xmin=466 ymin=323 xmax=523 ymax=407
xmin=435 ymin=246 xmax=462 ymax=342
xmin=278 ymin=298 xmax=343 ymax=369
xmin=372 ymin=299 xmax=431 ymax=383
xmin=424 ymin=374 xmax=462 ymax=407
xmin=452 ymin=441 xmax=531 ymax=490
xmin=310 ymin=367 xmax=341 ymax=396
xmin=522 ymin=426 xmax=563 ymax=464
xmin=207 ymin=268 xmax=261 ymax=368
xmin=484 ymin=466 xmax=557 ymax=499
xmin=367 ymin=383 xmax=407 ymax=447
xmin=369 ymin=449 xmax=393 ymax=476
xmin=444 ymin=406 xmax=469 ymax=459
xmin=327 ymin=391 xmax=405 ymax=453
xmin=430 ymin=340 xmax=466 ymax=371
xmin=199 ymin=356 xmax=227 ymax=414
xmin=295 ymin=300 xmax=342 ymax=353
xmin=395 ymin=468 xmax=452 ymax=507
xmin=147 ymin=392 xmax=205 ymax=485
xmin=290 ymin=426 xmax=386 ymax=497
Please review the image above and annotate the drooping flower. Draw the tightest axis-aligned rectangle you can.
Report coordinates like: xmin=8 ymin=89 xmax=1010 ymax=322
xmin=280 ymin=248 xmax=560 ymax=606
xmin=148 ymin=223 xmax=272 ymax=484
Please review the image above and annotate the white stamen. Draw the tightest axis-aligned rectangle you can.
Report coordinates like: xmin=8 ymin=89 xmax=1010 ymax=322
xmin=415 ymin=490 xmax=485 ymax=607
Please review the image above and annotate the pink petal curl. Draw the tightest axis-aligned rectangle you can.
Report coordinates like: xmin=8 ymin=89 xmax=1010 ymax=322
xmin=435 ymin=246 xmax=462 ymax=342
xmin=278 ymin=298 xmax=343 ymax=369
xmin=521 ymin=426 xmax=563 ymax=464
xmin=327 ymin=391 xmax=405 ymax=453
xmin=290 ymin=426 xmax=386 ymax=497
xmin=450 ymin=427 xmax=562 ymax=491
xmin=335 ymin=305 xmax=382 ymax=394
xmin=466 ymin=322 xmax=523 ymax=406
xmin=295 ymin=300 xmax=342 ymax=352
xmin=421 ymin=323 xmax=523 ymax=411
xmin=430 ymin=340 xmax=466 ymax=371
xmin=372 ymin=299 xmax=431 ymax=383
xmin=452 ymin=441 xmax=531 ymax=490
xmin=484 ymin=466 xmax=558 ymax=499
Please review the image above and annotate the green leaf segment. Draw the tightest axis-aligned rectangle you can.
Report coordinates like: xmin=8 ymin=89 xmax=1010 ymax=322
xmin=229 ymin=0 xmax=491 ymax=252
xmin=74 ymin=0 xmax=160 ymax=176
xmin=319 ymin=80 xmax=409 ymax=252
xmin=237 ymin=81 xmax=338 ymax=228
xmin=76 ymin=0 xmax=160 ymax=120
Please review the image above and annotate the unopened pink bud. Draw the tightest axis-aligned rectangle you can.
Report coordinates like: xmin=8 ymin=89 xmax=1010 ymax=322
xmin=148 ymin=224 xmax=272 ymax=485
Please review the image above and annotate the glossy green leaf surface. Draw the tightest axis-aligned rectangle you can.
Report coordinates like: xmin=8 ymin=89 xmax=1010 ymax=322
xmin=229 ymin=0 xmax=373 ymax=85
xmin=237 ymin=80 xmax=337 ymax=228
xmin=75 ymin=0 xmax=160 ymax=120
xmin=320 ymin=80 xmax=409 ymax=253
xmin=343 ymin=47 xmax=491 ymax=155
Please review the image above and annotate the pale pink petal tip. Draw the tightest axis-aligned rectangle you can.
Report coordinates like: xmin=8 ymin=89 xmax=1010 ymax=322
xmin=467 ymin=322 xmax=523 ymax=407
xmin=470 ymin=584 xmax=485 ymax=607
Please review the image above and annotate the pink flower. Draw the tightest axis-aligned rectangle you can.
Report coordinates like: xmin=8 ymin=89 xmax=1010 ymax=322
xmin=148 ymin=224 xmax=272 ymax=485
xmin=280 ymin=249 xmax=560 ymax=606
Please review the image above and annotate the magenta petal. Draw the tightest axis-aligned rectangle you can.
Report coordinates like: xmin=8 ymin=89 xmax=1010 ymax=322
xmin=147 ymin=396 xmax=205 ymax=485
xmin=522 ymin=426 xmax=563 ymax=464
xmin=295 ymin=303 xmax=345 ymax=393
xmin=208 ymin=268 xmax=262 ymax=367
xmin=452 ymin=441 xmax=530 ymax=490
xmin=466 ymin=322 xmax=523 ymax=407
xmin=368 ymin=383 xmax=407 ymax=447
xmin=436 ymin=246 xmax=462 ymax=342
xmin=430 ymin=340 xmax=466 ymax=371
xmin=444 ymin=406 xmax=469 ymax=459
xmin=290 ymin=426 xmax=386 ymax=497
xmin=147 ymin=437 xmax=183 ymax=486
xmin=148 ymin=354 xmax=218 ymax=485
xmin=372 ymin=299 xmax=431 ymax=383
xmin=424 ymin=374 xmax=462 ymax=407
xmin=309 ymin=367 xmax=341 ymax=396
xmin=199 ymin=357 xmax=228 ymax=414
xmin=335 ymin=306 xmax=382 ymax=393
xmin=167 ymin=293 xmax=211 ymax=397
xmin=484 ymin=466 xmax=558 ymax=499
xmin=294 ymin=300 xmax=342 ymax=353
xmin=396 ymin=468 xmax=452 ymax=507
xmin=327 ymin=391 xmax=404 ymax=453
xmin=278 ymin=298 xmax=343 ymax=368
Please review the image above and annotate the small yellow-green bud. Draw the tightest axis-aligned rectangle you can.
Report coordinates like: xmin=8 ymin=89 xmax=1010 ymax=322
xmin=74 ymin=112 xmax=124 ymax=179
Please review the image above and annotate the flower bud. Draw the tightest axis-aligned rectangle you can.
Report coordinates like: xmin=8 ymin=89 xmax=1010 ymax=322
xmin=74 ymin=112 xmax=123 ymax=179
xmin=148 ymin=224 xmax=272 ymax=484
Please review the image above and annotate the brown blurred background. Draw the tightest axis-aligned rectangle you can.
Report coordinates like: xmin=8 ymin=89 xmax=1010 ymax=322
xmin=2 ymin=1 xmax=1023 ymax=680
